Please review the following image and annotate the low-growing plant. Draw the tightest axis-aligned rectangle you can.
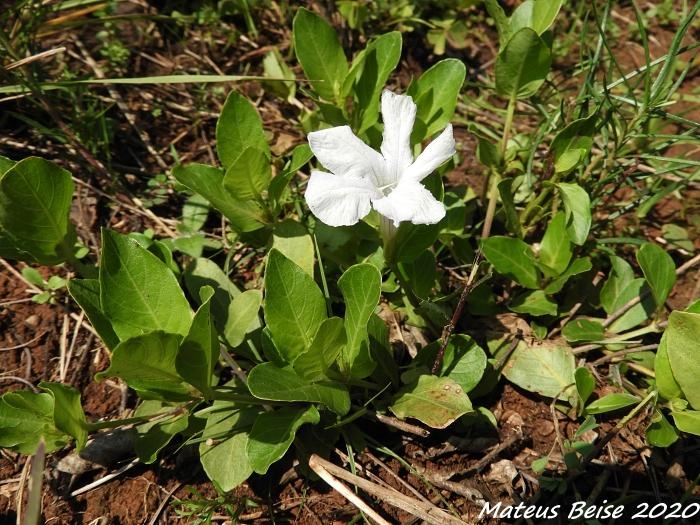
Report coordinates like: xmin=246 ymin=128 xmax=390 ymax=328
xmin=1 ymin=0 xmax=699 ymax=514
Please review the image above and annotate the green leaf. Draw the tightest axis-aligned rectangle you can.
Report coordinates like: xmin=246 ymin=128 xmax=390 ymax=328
xmin=390 ymin=375 xmax=473 ymax=429
xmin=654 ymin=333 xmax=682 ymax=401
xmin=294 ymin=317 xmax=346 ymax=381
xmin=482 ymin=236 xmax=539 ymax=289
xmin=637 ymin=242 xmax=676 ymax=308
xmin=293 ymin=8 xmax=348 ymax=101
xmin=172 ymin=163 xmax=267 ymax=233
xmin=99 ymin=229 xmax=192 ymax=340
xmin=562 ymin=318 xmax=604 ymax=342
xmin=199 ymin=402 xmax=259 ymax=491
xmin=272 ymin=219 xmax=315 ymax=277
xmin=181 ymin=193 xmax=210 ymax=232
xmin=176 ymin=288 xmax=218 ymax=397
xmin=248 ymin=363 xmax=350 ymax=415
xmin=585 ymin=393 xmax=639 ymax=414
xmin=216 ymin=91 xmax=269 ymax=169
xmin=394 ymin=222 xmax=441 ymax=263
xmin=477 ymin=136 xmax=502 ymax=169
xmin=574 ymin=367 xmax=596 ymax=406
xmin=599 ymin=256 xmax=635 ymax=314
xmin=67 ymin=279 xmax=120 ymax=350
xmin=0 ymin=155 xmax=15 ymax=173
xmin=0 ymin=156 xmax=74 ymax=265
xmin=39 ymin=382 xmax=87 ymax=451
xmin=510 ymin=290 xmax=557 ymax=316
xmin=497 ymin=178 xmax=521 ymax=237
xmin=543 ymin=256 xmax=592 ymax=294
xmin=495 ymin=28 xmax=551 ymax=99
xmin=398 ymin=250 xmax=436 ymax=300
xmin=0 ymin=391 xmax=67 ymax=454
xmin=538 ymin=211 xmax=572 ymax=276
xmin=269 ymin=144 xmax=313 ymax=206
xmin=502 ymin=339 xmax=576 ymax=403
xmin=608 ymin=278 xmax=656 ymax=333
xmin=224 ymin=289 xmax=263 ymax=349
xmin=96 ymin=331 xmax=194 ymax=402
xmin=484 ymin=0 xmax=511 ymax=48
xmin=407 ymin=59 xmax=466 ymax=141
xmin=671 ymin=410 xmax=700 ymax=436
xmin=338 ymin=263 xmax=381 ymax=378
xmin=264 ymin=249 xmax=327 ymax=363
xmin=134 ymin=400 xmax=189 ymax=463
xmin=646 ymin=410 xmax=678 ymax=447
xmin=346 ymin=31 xmax=402 ymax=133
xmin=551 ymin=115 xmax=595 ymax=174
xmin=510 ymin=0 xmax=563 ymax=36
xmin=556 ymin=183 xmax=591 ymax=245
xmin=247 ymin=405 xmax=320 ymax=475
xmin=222 ymin=147 xmax=271 ymax=201
xmin=665 ymin=311 xmax=700 ymax=410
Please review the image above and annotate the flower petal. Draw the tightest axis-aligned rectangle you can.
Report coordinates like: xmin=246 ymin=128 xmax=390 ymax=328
xmin=403 ymin=124 xmax=456 ymax=182
xmin=308 ymin=126 xmax=386 ymax=186
xmin=305 ymin=170 xmax=382 ymax=227
xmin=372 ymin=179 xmax=446 ymax=227
xmin=380 ymin=90 xmax=416 ymax=186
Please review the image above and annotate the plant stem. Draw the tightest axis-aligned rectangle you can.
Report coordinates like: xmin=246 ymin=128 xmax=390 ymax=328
xmin=379 ymin=215 xmax=398 ymax=264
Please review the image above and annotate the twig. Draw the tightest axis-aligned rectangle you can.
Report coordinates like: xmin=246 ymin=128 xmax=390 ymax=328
xmin=371 ymin=411 xmax=429 ymax=438
xmin=432 ymin=250 xmax=485 ymax=374
xmin=308 ymin=454 xmax=469 ymax=525
xmin=70 ymin=458 xmax=140 ymax=497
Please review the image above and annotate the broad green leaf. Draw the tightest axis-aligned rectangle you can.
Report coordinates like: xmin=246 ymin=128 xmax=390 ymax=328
xmin=408 ymin=334 xmax=487 ymax=393
xmin=407 ymin=58 xmax=466 ymax=141
xmin=181 ymin=193 xmax=210 ymax=232
xmin=477 ymin=136 xmax=502 ymax=169
xmin=248 ymin=363 xmax=350 ymax=415
xmin=510 ymin=290 xmax=557 ymax=316
xmin=538 ymin=211 xmax=571 ymax=276
xmin=338 ymin=263 xmax=381 ymax=378
xmin=502 ymin=339 xmax=576 ymax=403
xmin=608 ymin=278 xmax=655 ymax=333
xmin=262 ymin=48 xmax=296 ymax=101
xmin=390 ymin=375 xmax=473 ymax=429
xmin=0 ymin=391 xmax=67 ymax=454
xmin=562 ymin=318 xmax=604 ymax=342
xmin=224 ymin=289 xmax=263 ymax=349
xmin=0 ymin=156 xmax=74 ymax=265
xmin=345 ymin=31 xmax=402 ymax=133
xmin=269 ymin=144 xmax=313 ymax=206
xmin=394 ymin=222 xmax=441 ymax=263
xmin=599 ymin=256 xmax=635 ymax=314
xmin=134 ymin=400 xmax=189 ymax=463
xmin=272 ymin=219 xmax=315 ymax=277
xmin=264 ymin=249 xmax=326 ymax=363
xmin=176 ymin=288 xmax=218 ymax=397
xmin=637 ymin=242 xmax=676 ymax=308
xmin=99 ymin=229 xmax=192 ymax=340
xmin=654 ymin=334 xmax=682 ymax=401
xmin=671 ymin=410 xmax=700 ymax=436
xmin=294 ymin=317 xmax=346 ymax=381
xmin=293 ymin=8 xmax=348 ymax=101
xmin=96 ymin=331 xmax=194 ymax=402
xmin=543 ymin=256 xmax=592 ymax=294
xmin=550 ymin=115 xmax=595 ymax=174
xmin=484 ymin=0 xmax=511 ymax=48
xmin=199 ymin=402 xmax=259 ymax=491
xmin=482 ymin=236 xmax=539 ymax=289
xmin=0 ymin=155 xmax=15 ymax=173
xmin=39 ymin=382 xmax=87 ymax=452
xmin=67 ymin=279 xmax=120 ymax=350
xmin=216 ymin=91 xmax=269 ymax=168
xmin=398 ymin=250 xmax=436 ymax=300
xmin=497 ymin=178 xmax=521 ymax=237
xmin=495 ymin=28 xmax=551 ymax=99
xmin=556 ymin=183 xmax=591 ymax=245
xmin=646 ymin=410 xmax=678 ymax=447
xmin=574 ymin=367 xmax=596 ymax=406
xmin=585 ymin=393 xmax=639 ymax=415
xmin=247 ymin=405 xmax=320 ymax=474
xmin=172 ymin=163 xmax=267 ymax=233
xmin=223 ymin=147 xmax=271 ymax=201
xmin=510 ymin=0 xmax=563 ymax=36
xmin=665 ymin=311 xmax=700 ymax=410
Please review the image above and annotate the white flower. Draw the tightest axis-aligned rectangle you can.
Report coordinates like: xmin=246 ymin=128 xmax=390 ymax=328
xmin=305 ymin=90 xmax=456 ymax=228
